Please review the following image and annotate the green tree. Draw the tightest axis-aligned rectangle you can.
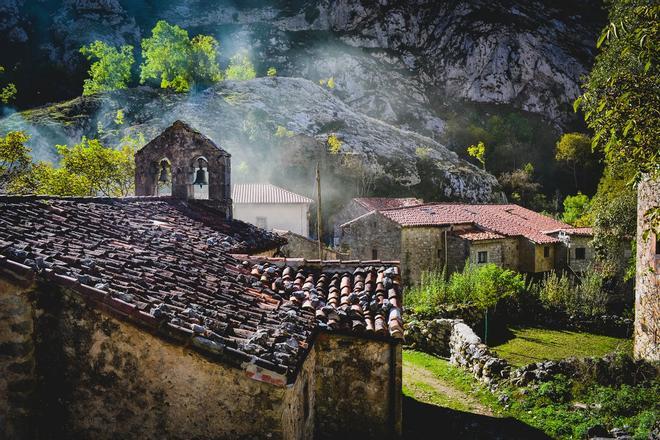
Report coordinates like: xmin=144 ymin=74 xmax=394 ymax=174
xmin=0 ymin=65 xmax=17 ymax=104
xmin=267 ymin=67 xmax=277 ymax=77
xmin=9 ymin=162 xmax=90 ymax=196
xmin=467 ymin=141 xmax=486 ymax=169
xmin=140 ymin=21 xmax=222 ymax=92
xmin=555 ymin=133 xmax=594 ymax=191
xmin=575 ymin=1 xmax=658 ymax=176
xmin=79 ymin=41 xmax=134 ymax=95
xmin=0 ymin=131 xmax=31 ymax=190
xmin=225 ymin=51 xmax=256 ymax=81
xmin=55 ymin=137 xmax=136 ymax=196
xmin=562 ymin=193 xmax=591 ymax=226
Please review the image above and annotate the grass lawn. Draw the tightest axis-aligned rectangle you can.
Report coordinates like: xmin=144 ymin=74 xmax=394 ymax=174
xmin=491 ymin=327 xmax=633 ymax=367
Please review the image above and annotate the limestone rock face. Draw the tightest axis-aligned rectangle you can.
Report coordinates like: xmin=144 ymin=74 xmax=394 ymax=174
xmin=1 ymin=0 xmax=604 ymax=134
xmin=0 ymin=77 xmax=503 ymax=202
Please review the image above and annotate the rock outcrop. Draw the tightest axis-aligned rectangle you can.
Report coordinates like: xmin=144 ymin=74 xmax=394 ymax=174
xmin=0 ymin=77 xmax=503 ymax=202
xmin=0 ymin=0 xmax=605 ymax=133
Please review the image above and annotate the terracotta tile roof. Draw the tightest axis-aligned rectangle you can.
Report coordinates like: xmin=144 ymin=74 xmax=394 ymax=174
xmin=0 ymin=196 xmax=400 ymax=386
xmin=238 ymin=256 xmax=403 ymax=341
xmin=232 ymin=184 xmax=313 ymax=205
xmin=353 ymin=197 xmax=423 ymax=211
xmin=381 ymin=203 xmax=572 ymax=244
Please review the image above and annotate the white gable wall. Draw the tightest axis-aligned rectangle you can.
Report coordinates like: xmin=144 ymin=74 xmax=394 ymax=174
xmin=234 ymin=203 xmax=310 ymax=237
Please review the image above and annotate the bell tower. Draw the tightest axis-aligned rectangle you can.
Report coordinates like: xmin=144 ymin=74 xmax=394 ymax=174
xmin=134 ymin=120 xmax=232 ymax=219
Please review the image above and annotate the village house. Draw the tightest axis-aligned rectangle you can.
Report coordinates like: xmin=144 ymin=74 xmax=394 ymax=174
xmin=340 ymin=203 xmax=595 ymax=284
xmin=273 ymin=229 xmax=346 ymax=260
xmin=634 ymin=175 xmax=659 ymax=361
xmin=0 ymin=121 xmax=403 ymax=440
xmin=333 ymin=197 xmax=423 ymax=246
xmin=233 ymin=183 xmax=313 ymax=237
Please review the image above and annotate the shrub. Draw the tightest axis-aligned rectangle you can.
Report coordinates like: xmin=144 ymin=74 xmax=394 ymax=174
xmin=536 ymin=267 xmax=609 ymax=317
xmin=405 ymin=263 xmax=526 ymax=315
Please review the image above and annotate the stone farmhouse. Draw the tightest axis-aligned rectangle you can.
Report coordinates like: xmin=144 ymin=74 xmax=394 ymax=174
xmin=340 ymin=202 xmax=595 ymax=284
xmin=0 ymin=121 xmax=403 ymax=439
xmin=634 ymin=175 xmax=659 ymax=361
xmin=333 ymin=197 xmax=423 ymax=246
xmin=233 ymin=183 xmax=313 ymax=237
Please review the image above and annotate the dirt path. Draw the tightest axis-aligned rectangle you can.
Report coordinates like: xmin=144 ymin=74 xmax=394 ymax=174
xmin=403 ymin=360 xmax=493 ymax=416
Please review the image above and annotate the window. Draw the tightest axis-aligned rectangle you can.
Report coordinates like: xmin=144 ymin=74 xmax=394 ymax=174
xmin=543 ymin=246 xmax=550 ymax=258
xmin=477 ymin=251 xmax=487 ymax=263
xmin=255 ymin=217 xmax=267 ymax=229
xmin=575 ymin=247 xmax=586 ymax=260
xmin=437 ymin=248 xmax=442 ymax=260
xmin=371 ymin=248 xmax=378 ymax=260
xmin=656 ymin=238 xmax=660 ymax=256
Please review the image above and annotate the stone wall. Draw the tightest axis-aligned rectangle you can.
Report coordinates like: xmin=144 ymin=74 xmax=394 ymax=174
xmin=401 ymin=227 xmax=446 ymax=285
xmin=566 ymin=235 xmax=595 ymax=273
xmin=404 ymin=318 xmax=510 ymax=384
xmin=0 ymin=279 xmax=315 ymax=440
xmin=332 ymin=200 xmax=368 ymax=245
xmin=0 ymin=274 xmax=35 ymax=439
xmin=634 ymin=175 xmax=660 ymax=361
xmin=277 ymin=231 xmax=345 ymax=260
xmin=313 ymin=333 xmax=401 ymax=439
xmin=341 ymin=212 xmax=402 ymax=263
xmin=468 ymin=240 xmax=503 ymax=266
xmin=1 ymin=275 xmax=403 ymax=439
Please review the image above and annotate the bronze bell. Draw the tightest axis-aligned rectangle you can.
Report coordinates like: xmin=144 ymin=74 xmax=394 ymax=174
xmin=192 ymin=158 xmax=208 ymax=188
xmin=158 ymin=161 xmax=169 ymax=183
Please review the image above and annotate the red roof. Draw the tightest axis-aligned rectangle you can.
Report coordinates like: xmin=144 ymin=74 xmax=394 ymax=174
xmin=232 ymin=184 xmax=313 ymax=205
xmin=354 ymin=197 xmax=423 ymax=211
xmin=380 ymin=204 xmax=573 ymax=244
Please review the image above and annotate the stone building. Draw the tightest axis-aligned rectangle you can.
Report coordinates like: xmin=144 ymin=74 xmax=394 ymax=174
xmin=634 ymin=175 xmax=659 ymax=361
xmin=340 ymin=203 xmax=595 ymax=284
xmin=273 ymin=230 xmax=346 ymax=260
xmin=333 ymin=197 xmax=423 ymax=246
xmin=233 ymin=183 xmax=313 ymax=236
xmin=0 ymin=122 xmax=403 ymax=439
xmin=135 ymin=120 xmax=232 ymax=219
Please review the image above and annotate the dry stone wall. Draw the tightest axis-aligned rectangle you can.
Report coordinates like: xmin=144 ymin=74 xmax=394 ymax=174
xmin=404 ymin=318 xmax=510 ymax=384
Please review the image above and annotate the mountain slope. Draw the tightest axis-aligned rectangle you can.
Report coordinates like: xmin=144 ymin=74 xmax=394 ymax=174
xmin=1 ymin=0 xmax=605 ymax=135
xmin=0 ymin=77 xmax=503 ymax=203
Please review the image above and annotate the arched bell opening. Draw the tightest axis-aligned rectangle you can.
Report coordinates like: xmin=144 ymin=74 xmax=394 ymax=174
xmin=191 ymin=156 xmax=209 ymax=200
xmin=156 ymin=158 xmax=172 ymax=196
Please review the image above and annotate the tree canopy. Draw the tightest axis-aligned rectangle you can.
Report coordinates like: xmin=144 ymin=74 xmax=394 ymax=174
xmin=562 ymin=193 xmax=591 ymax=226
xmin=467 ymin=141 xmax=486 ymax=169
xmin=0 ymin=131 xmax=31 ymax=190
xmin=140 ymin=21 xmax=222 ymax=92
xmin=555 ymin=133 xmax=596 ymax=191
xmin=575 ymin=1 xmax=659 ymax=176
xmin=79 ymin=41 xmax=134 ymax=95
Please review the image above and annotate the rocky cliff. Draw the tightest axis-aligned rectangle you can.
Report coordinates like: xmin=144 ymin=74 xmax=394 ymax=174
xmin=1 ymin=0 xmax=605 ymax=134
xmin=0 ymin=77 xmax=503 ymax=203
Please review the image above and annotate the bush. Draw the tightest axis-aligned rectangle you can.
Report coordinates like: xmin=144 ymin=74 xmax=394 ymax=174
xmin=405 ymin=263 xmax=526 ymax=315
xmin=536 ymin=267 xmax=609 ymax=318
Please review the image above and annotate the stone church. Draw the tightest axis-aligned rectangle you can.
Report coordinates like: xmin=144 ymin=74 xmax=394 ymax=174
xmin=0 ymin=121 xmax=403 ymax=439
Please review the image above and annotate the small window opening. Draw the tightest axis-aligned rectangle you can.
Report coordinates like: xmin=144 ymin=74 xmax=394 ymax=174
xmin=437 ymin=248 xmax=442 ymax=260
xmin=192 ymin=157 xmax=209 ymax=200
xmin=575 ymin=247 xmax=586 ymax=260
xmin=655 ymin=238 xmax=660 ymax=256
xmin=372 ymin=248 xmax=378 ymax=260
xmin=477 ymin=251 xmax=487 ymax=263
xmin=156 ymin=159 xmax=172 ymax=196
xmin=544 ymin=246 xmax=550 ymax=258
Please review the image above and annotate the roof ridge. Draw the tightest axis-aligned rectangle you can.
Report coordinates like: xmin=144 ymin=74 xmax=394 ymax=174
xmin=0 ymin=194 xmax=175 ymax=203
